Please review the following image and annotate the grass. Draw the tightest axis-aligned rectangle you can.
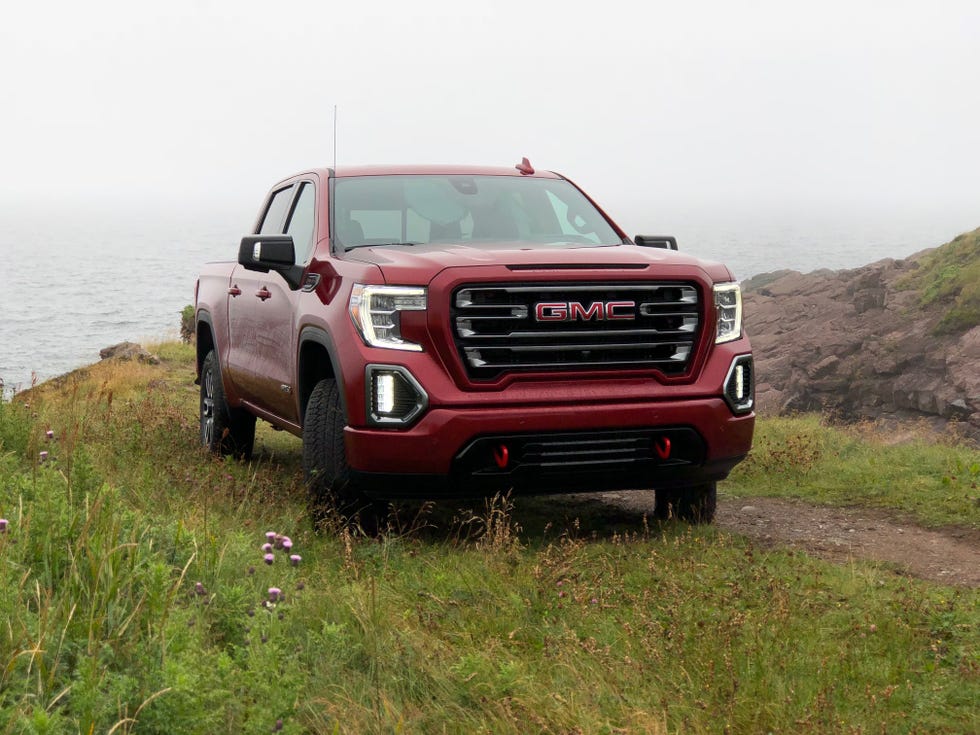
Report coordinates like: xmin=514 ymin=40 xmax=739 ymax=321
xmin=0 ymin=342 xmax=977 ymax=733
xmin=725 ymin=414 xmax=980 ymax=529
xmin=896 ymin=226 xmax=980 ymax=334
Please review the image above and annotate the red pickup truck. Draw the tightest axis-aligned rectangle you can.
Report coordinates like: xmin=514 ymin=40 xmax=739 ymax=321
xmin=195 ymin=161 xmax=754 ymax=525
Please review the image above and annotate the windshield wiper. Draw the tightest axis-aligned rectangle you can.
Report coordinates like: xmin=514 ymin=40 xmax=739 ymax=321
xmin=345 ymin=241 xmax=420 ymax=251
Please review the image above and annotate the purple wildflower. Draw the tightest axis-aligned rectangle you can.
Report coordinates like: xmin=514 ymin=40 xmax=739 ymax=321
xmin=46 ymin=430 xmax=54 ymax=440
xmin=39 ymin=451 xmax=48 ymax=463
xmin=274 ymin=534 xmax=285 ymax=550
xmin=265 ymin=531 xmax=277 ymax=542
xmin=194 ymin=581 xmax=206 ymax=596
xmin=261 ymin=542 xmax=273 ymax=553
xmin=268 ymin=587 xmax=282 ymax=602
xmin=0 ymin=518 xmax=8 ymax=533
xmin=289 ymin=554 xmax=301 ymax=567
xmin=263 ymin=553 xmax=274 ymax=565
xmin=273 ymin=718 xmax=283 ymax=732
xmin=590 ymin=598 xmax=598 ymax=605
xmin=281 ymin=537 xmax=293 ymax=551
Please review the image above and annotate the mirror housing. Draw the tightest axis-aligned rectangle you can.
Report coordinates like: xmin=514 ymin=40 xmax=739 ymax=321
xmin=238 ymin=235 xmax=305 ymax=289
xmin=635 ymin=235 xmax=678 ymax=250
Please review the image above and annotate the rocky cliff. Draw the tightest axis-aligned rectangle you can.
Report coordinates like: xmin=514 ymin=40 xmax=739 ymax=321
xmin=743 ymin=227 xmax=980 ymax=439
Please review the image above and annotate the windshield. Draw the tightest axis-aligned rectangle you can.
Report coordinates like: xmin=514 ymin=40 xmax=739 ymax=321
xmin=332 ymin=175 xmax=622 ymax=249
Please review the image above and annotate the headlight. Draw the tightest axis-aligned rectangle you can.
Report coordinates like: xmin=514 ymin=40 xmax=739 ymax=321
xmin=349 ymin=284 xmax=427 ymax=351
xmin=713 ymin=282 xmax=743 ymax=344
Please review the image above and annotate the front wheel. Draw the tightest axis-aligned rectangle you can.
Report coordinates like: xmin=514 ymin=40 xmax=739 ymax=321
xmin=200 ymin=350 xmax=255 ymax=459
xmin=303 ymin=378 xmax=381 ymax=531
xmin=654 ymin=482 xmax=717 ymax=524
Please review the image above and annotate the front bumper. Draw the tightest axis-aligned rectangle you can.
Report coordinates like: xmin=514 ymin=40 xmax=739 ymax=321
xmin=345 ymin=396 xmax=754 ymax=497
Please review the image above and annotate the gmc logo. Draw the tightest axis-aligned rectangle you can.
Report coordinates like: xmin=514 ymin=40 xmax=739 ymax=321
xmin=535 ymin=301 xmax=636 ymax=321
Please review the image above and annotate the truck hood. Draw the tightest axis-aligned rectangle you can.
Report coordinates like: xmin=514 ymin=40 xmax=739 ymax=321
xmin=342 ymin=242 xmax=734 ymax=283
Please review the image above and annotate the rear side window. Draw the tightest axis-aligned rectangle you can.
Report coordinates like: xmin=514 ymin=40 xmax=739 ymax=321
xmin=286 ymin=182 xmax=316 ymax=263
xmin=259 ymin=185 xmax=295 ymax=234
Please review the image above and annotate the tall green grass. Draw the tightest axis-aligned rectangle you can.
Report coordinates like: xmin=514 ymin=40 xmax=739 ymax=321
xmin=726 ymin=414 xmax=980 ymax=528
xmin=0 ymin=344 xmax=977 ymax=733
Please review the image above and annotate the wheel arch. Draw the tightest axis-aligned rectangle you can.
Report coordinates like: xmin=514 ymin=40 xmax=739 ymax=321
xmin=298 ymin=327 xmax=347 ymax=426
xmin=195 ymin=310 xmax=217 ymax=384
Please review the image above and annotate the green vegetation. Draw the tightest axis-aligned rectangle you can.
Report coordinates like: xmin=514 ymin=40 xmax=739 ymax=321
xmin=898 ymin=226 xmax=980 ymax=334
xmin=726 ymin=414 xmax=980 ymax=529
xmin=0 ymin=345 xmax=977 ymax=733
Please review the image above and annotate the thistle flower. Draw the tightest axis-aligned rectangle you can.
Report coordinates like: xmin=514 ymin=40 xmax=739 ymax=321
xmin=268 ymin=587 xmax=282 ymax=602
xmin=0 ymin=519 xmax=8 ymax=533
xmin=281 ymin=537 xmax=293 ymax=551
xmin=274 ymin=534 xmax=285 ymax=550
xmin=290 ymin=554 xmax=301 ymax=567
xmin=263 ymin=553 xmax=274 ymax=565
xmin=194 ymin=581 xmax=206 ymax=596
xmin=273 ymin=718 xmax=283 ymax=732
xmin=261 ymin=542 xmax=273 ymax=553
xmin=39 ymin=451 xmax=48 ymax=463
xmin=265 ymin=531 xmax=277 ymax=542
xmin=46 ymin=430 xmax=54 ymax=440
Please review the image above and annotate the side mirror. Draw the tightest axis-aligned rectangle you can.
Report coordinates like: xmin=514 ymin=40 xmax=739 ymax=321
xmin=635 ymin=235 xmax=678 ymax=250
xmin=239 ymin=235 xmax=304 ymax=289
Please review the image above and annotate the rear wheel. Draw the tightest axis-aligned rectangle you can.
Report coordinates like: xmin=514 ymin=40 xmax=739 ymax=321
xmin=654 ymin=482 xmax=717 ymax=524
xmin=303 ymin=378 xmax=382 ymax=532
xmin=200 ymin=350 xmax=255 ymax=459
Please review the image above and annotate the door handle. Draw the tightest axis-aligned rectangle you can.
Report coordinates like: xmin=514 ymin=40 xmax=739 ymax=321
xmin=256 ymin=287 xmax=272 ymax=301
xmin=228 ymin=285 xmax=242 ymax=296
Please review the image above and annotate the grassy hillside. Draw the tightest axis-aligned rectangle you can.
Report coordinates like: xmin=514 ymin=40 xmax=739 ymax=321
xmin=726 ymin=415 xmax=980 ymax=529
xmin=0 ymin=345 xmax=977 ymax=733
xmin=899 ymin=226 xmax=980 ymax=334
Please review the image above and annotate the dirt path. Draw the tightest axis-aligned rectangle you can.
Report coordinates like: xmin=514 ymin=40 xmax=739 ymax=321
xmin=596 ymin=491 xmax=980 ymax=588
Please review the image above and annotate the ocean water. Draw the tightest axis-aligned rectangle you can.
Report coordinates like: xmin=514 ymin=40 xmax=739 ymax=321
xmin=1 ymin=203 xmax=975 ymax=398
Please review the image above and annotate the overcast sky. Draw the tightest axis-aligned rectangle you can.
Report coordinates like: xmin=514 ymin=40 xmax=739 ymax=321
xmin=2 ymin=0 xmax=978 ymax=224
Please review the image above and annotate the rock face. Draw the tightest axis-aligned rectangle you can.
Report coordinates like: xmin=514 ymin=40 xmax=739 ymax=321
xmin=99 ymin=341 xmax=160 ymax=365
xmin=743 ymin=252 xmax=980 ymax=440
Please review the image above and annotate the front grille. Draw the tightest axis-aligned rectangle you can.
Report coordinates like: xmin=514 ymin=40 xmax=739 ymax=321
xmin=453 ymin=427 xmax=706 ymax=487
xmin=451 ymin=282 xmax=701 ymax=380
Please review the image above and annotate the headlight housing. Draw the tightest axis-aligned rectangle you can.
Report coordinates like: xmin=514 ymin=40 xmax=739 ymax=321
xmin=349 ymin=284 xmax=427 ymax=351
xmin=713 ymin=282 xmax=743 ymax=344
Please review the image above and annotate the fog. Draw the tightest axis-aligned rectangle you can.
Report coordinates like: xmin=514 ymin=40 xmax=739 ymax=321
xmin=2 ymin=0 xmax=979 ymax=230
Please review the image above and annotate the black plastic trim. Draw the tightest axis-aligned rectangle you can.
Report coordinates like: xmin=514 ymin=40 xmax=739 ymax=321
xmin=297 ymin=327 xmax=347 ymax=424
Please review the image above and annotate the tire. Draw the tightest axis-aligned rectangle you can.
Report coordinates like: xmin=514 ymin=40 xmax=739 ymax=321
xmin=654 ymin=482 xmax=717 ymax=524
xmin=199 ymin=350 xmax=256 ymax=459
xmin=303 ymin=378 xmax=381 ymax=532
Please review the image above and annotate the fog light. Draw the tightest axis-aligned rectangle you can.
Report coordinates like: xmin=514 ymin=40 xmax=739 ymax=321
xmin=366 ymin=365 xmax=428 ymax=427
xmin=723 ymin=355 xmax=754 ymax=414
xmin=376 ymin=373 xmax=395 ymax=414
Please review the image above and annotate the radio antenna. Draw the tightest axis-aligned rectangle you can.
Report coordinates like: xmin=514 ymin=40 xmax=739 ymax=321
xmin=332 ymin=105 xmax=338 ymax=171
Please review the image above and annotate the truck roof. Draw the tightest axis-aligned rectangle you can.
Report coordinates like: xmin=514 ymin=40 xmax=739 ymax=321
xmin=290 ymin=164 xmax=564 ymax=179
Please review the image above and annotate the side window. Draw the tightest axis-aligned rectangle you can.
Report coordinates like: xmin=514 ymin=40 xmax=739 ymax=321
xmin=285 ymin=182 xmax=316 ymax=263
xmin=259 ymin=185 xmax=295 ymax=234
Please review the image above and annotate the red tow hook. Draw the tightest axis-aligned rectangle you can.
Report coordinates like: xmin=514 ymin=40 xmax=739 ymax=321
xmin=654 ymin=437 xmax=672 ymax=460
xmin=493 ymin=444 xmax=510 ymax=469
